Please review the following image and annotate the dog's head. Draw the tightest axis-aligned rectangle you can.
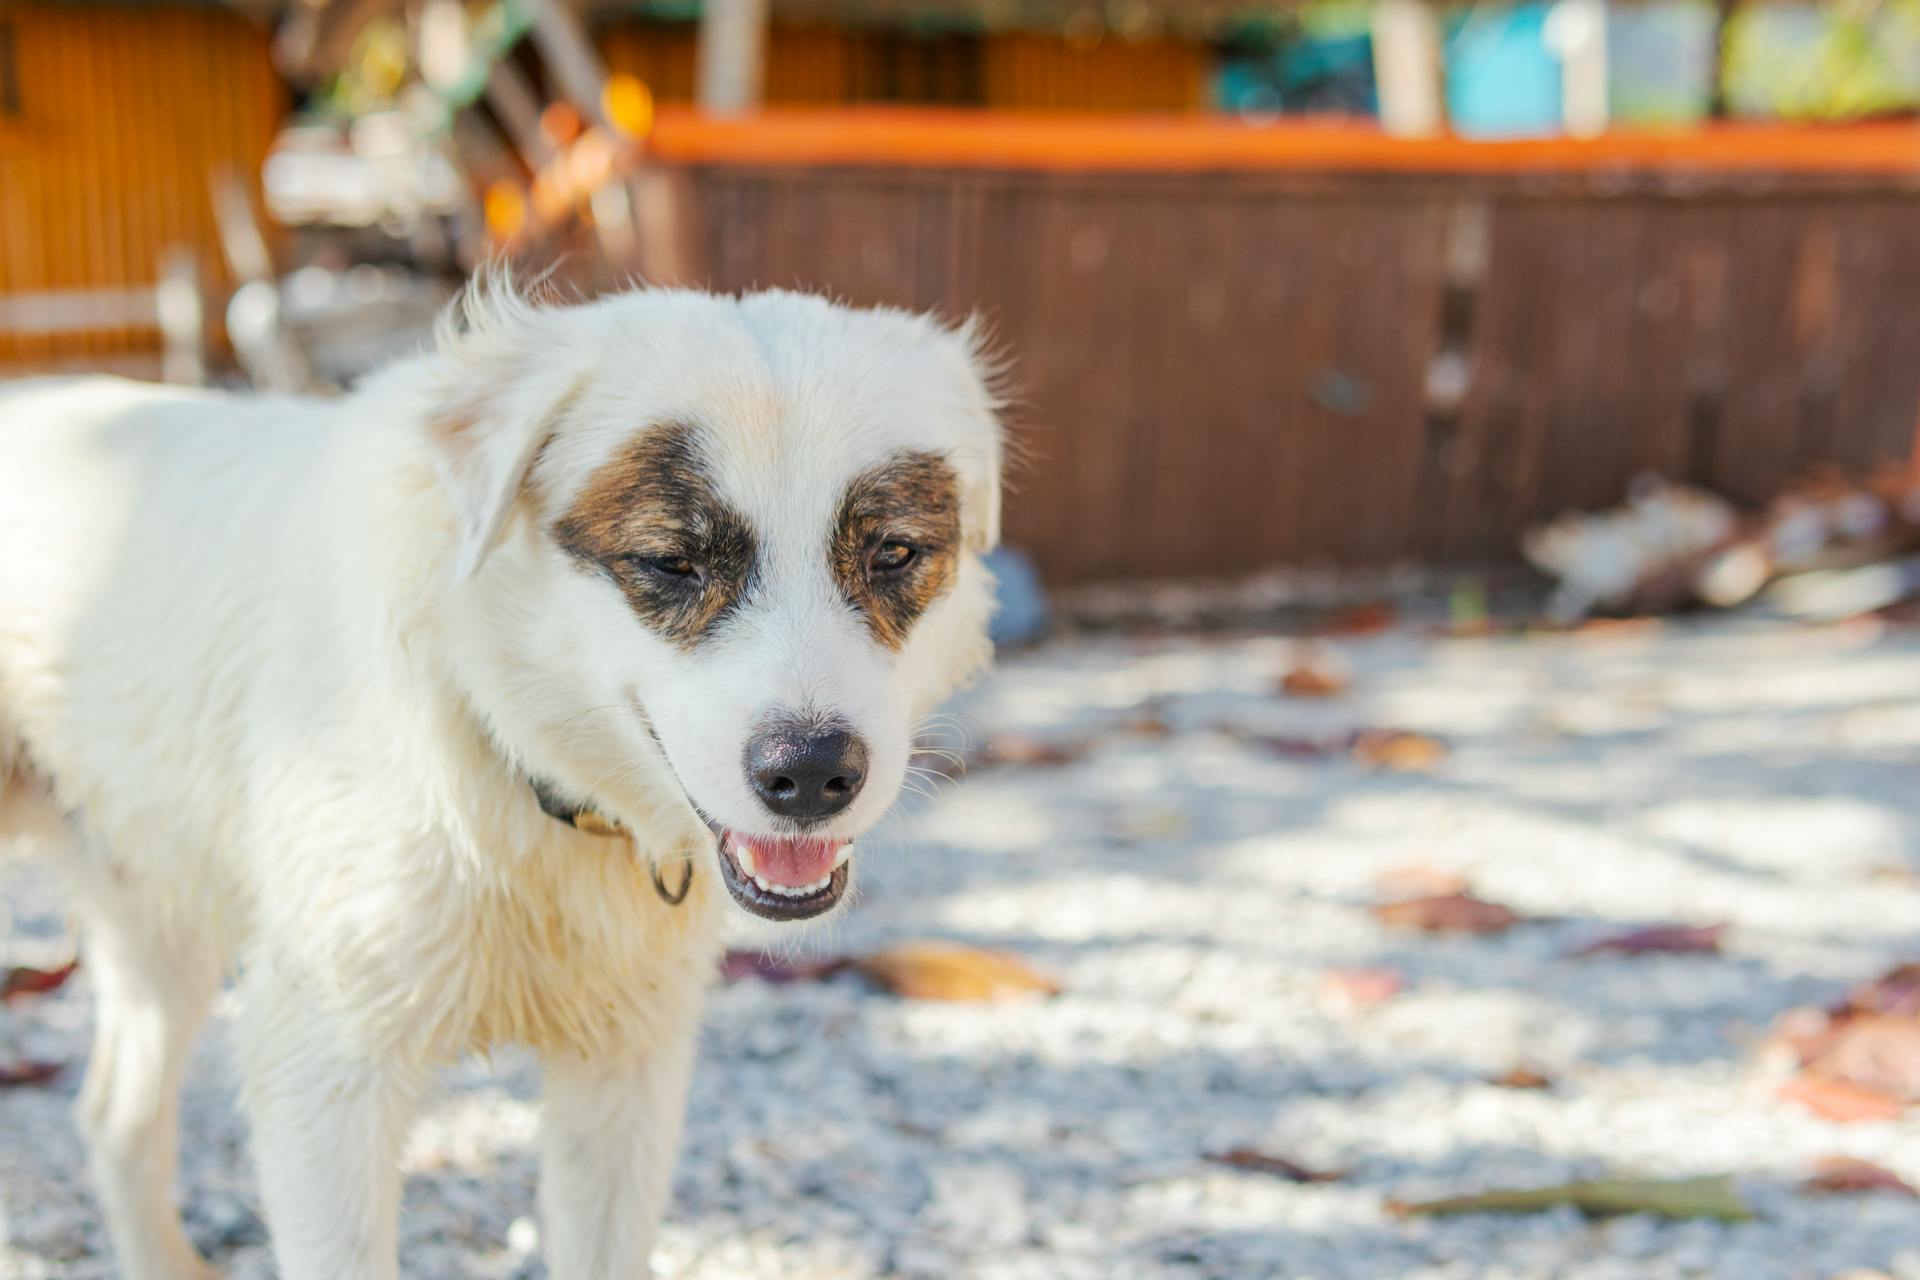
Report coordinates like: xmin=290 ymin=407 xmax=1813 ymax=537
xmin=421 ymin=277 xmax=1003 ymax=924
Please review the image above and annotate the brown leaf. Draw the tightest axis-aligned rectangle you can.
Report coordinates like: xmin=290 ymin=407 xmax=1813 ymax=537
xmin=1350 ymin=729 xmax=1448 ymax=773
xmin=1572 ymin=924 xmax=1725 ymax=958
xmin=1280 ymin=664 xmax=1350 ymax=699
xmin=1313 ymin=602 xmax=1398 ymax=637
xmin=974 ymin=734 xmax=1086 ymax=770
xmin=1803 ymin=1015 xmax=1920 ymax=1101
xmin=1490 ymin=1065 xmax=1554 ymax=1090
xmin=1373 ymin=864 xmax=1471 ymax=898
xmin=1114 ymin=712 xmax=1175 ymax=739
xmin=0 ymin=1060 xmax=63 ymax=1088
xmin=1 ymin=959 xmax=78 ymax=1003
xmin=1805 ymin=1156 xmax=1918 ymax=1197
xmin=1764 ymin=1005 xmax=1848 ymax=1070
xmin=1321 ymin=967 xmax=1404 ymax=1010
xmin=1390 ymin=1174 xmax=1750 ymax=1222
xmin=1250 ymin=733 xmax=1339 ymax=761
xmin=720 ymin=951 xmax=846 ymax=985
xmin=1846 ymin=963 xmax=1920 ymax=1018
xmin=1206 ymin=1147 xmax=1343 ymax=1182
xmin=1570 ymin=617 xmax=1665 ymax=643
xmin=1778 ymin=1075 xmax=1908 ymax=1123
xmin=852 ymin=942 xmax=1061 ymax=1003
xmin=1373 ymin=892 xmax=1522 ymax=935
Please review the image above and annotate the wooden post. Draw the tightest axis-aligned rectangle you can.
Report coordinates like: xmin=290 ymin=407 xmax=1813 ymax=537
xmin=155 ymin=247 xmax=206 ymax=387
xmin=1371 ymin=0 xmax=1443 ymax=137
xmin=698 ymin=0 xmax=768 ymax=115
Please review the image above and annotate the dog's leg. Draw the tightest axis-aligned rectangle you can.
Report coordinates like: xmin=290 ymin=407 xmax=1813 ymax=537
xmin=538 ymin=1030 xmax=699 ymax=1278
xmin=236 ymin=980 xmax=426 ymax=1280
xmin=64 ymin=859 xmax=222 ymax=1280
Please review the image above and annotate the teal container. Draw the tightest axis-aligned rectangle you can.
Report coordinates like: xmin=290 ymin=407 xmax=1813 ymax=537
xmin=1444 ymin=3 xmax=1563 ymax=138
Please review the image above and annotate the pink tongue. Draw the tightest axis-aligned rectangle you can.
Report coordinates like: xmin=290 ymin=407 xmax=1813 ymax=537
xmin=732 ymin=834 xmax=844 ymax=887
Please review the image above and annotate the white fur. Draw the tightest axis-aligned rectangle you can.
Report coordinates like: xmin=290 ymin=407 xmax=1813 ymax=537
xmin=0 ymin=279 xmax=1002 ymax=1279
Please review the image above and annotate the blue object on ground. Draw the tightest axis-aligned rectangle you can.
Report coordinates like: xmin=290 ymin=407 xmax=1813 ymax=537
xmin=985 ymin=545 xmax=1049 ymax=648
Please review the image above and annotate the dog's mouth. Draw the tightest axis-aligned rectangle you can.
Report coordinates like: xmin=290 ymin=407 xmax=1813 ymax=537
xmin=713 ymin=830 xmax=852 ymax=922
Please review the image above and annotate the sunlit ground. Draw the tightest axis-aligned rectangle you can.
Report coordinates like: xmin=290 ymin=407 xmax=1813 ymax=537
xmin=4 ymin=615 xmax=1920 ymax=1279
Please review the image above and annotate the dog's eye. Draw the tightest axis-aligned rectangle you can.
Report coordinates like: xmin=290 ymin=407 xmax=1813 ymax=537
xmin=627 ymin=554 xmax=700 ymax=581
xmin=869 ymin=540 xmax=916 ymax=573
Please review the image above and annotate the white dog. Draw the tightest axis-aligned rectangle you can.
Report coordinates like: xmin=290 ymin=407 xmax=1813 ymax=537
xmin=0 ymin=276 xmax=1004 ymax=1279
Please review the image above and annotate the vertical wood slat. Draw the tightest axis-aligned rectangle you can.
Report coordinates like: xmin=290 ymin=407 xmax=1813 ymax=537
xmin=0 ymin=3 xmax=281 ymax=365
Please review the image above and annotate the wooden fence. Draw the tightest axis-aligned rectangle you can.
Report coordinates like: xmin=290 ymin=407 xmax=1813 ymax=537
xmin=0 ymin=3 xmax=281 ymax=367
xmin=654 ymin=114 xmax=1920 ymax=584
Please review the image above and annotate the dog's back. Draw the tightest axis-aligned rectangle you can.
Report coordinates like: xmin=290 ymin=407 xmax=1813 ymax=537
xmin=0 ymin=376 xmax=339 ymax=859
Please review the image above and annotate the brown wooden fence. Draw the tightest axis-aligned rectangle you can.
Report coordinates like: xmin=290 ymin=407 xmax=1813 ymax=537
xmin=656 ymin=115 xmax=1920 ymax=584
xmin=0 ymin=3 xmax=282 ymax=367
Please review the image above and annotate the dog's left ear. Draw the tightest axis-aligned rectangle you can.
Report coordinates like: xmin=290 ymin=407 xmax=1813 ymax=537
xmin=947 ymin=315 xmax=1006 ymax=554
xmin=426 ymin=274 xmax=587 ymax=581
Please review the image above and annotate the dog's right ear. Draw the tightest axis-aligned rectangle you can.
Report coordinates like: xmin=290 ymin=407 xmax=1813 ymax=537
xmin=426 ymin=273 xmax=587 ymax=582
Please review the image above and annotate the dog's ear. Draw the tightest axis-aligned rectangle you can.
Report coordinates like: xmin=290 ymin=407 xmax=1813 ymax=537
xmin=946 ymin=315 xmax=1007 ymax=554
xmin=426 ymin=273 xmax=587 ymax=581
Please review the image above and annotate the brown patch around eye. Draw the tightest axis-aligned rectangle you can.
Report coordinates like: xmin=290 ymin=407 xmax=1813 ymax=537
xmin=831 ymin=452 xmax=962 ymax=651
xmin=552 ymin=424 xmax=756 ymax=649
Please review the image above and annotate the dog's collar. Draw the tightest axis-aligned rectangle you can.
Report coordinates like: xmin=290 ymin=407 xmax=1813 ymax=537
xmin=528 ymin=776 xmax=694 ymax=906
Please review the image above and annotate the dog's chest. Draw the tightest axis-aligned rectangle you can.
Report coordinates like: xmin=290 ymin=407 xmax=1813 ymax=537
xmin=458 ymin=840 xmax=723 ymax=1058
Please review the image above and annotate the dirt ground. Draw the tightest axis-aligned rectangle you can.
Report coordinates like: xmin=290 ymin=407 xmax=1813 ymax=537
xmin=5 ymin=614 xmax=1920 ymax=1279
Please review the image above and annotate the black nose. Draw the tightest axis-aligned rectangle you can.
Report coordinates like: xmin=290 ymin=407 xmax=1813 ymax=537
xmin=745 ymin=724 xmax=869 ymax=823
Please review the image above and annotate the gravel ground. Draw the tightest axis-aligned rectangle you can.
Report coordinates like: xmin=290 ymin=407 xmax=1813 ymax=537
xmin=5 ymin=614 xmax=1920 ymax=1279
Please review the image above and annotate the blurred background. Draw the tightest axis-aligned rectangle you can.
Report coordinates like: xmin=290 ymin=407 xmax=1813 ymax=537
xmin=4 ymin=0 xmax=1920 ymax=601
xmin=7 ymin=2 xmax=1920 ymax=1278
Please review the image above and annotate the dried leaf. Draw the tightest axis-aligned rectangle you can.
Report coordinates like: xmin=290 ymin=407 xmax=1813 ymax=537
xmin=974 ymin=734 xmax=1086 ymax=770
xmin=1 ymin=959 xmax=78 ymax=1003
xmin=1803 ymin=1015 xmax=1920 ymax=1101
xmin=1350 ymin=729 xmax=1448 ymax=773
xmin=1805 ymin=1156 xmax=1918 ymax=1197
xmin=1572 ymin=924 xmax=1725 ymax=958
xmin=1778 ymin=1075 xmax=1908 ymax=1123
xmin=720 ymin=951 xmax=846 ymax=985
xmin=1373 ymin=865 xmax=1471 ymax=898
xmin=1321 ymin=967 xmax=1404 ymax=1010
xmin=852 ymin=942 xmax=1061 ymax=1003
xmin=1250 ymin=733 xmax=1339 ymax=761
xmin=1313 ymin=602 xmax=1398 ymax=637
xmin=0 ymin=1060 xmax=63 ymax=1088
xmin=1389 ymin=1174 xmax=1751 ymax=1222
xmin=1373 ymin=892 xmax=1522 ymax=935
xmin=1570 ymin=617 xmax=1665 ymax=643
xmin=1847 ymin=963 xmax=1920 ymax=1018
xmin=1490 ymin=1065 xmax=1554 ymax=1090
xmin=1280 ymin=665 xmax=1350 ymax=699
xmin=1115 ymin=713 xmax=1175 ymax=739
xmin=1207 ymin=1148 xmax=1343 ymax=1183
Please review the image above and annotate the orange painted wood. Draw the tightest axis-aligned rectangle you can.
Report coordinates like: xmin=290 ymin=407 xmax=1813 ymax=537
xmin=647 ymin=108 xmax=1920 ymax=176
xmin=0 ymin=4 xmax=282 ymax=362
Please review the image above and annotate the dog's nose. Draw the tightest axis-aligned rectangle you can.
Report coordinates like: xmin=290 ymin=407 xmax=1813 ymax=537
xmin=745 ymin=724 xmax=868 ymax=823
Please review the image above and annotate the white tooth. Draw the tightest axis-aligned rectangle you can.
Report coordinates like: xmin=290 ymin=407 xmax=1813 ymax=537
xmin=752 ymin=874 xmax=774 ymax=893
xmin=833 ymin=844 xmax=853 ymax=869
xmin=733 ymin=843 xmax=757 ymax=877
